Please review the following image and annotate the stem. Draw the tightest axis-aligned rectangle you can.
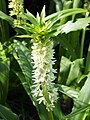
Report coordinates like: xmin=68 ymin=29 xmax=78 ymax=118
xmin=80 ymin=12 xmax=89 ymax=58
xmin=48 ymin=111 xmax=54 ymax=120
xmin=80 ymin=27 xmax=86 ymax=58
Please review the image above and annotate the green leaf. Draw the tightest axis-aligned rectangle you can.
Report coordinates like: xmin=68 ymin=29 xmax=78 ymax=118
xmin=71 ymin=74 xmax=90 ymax=120
xmin=53 ymin=100 xmax=64 ymax=120
xmin=0 ymin=104 xmax=19 ymax=120
xmin=53 ymin=35 xmax=78 ymax=59
xmin=85 ymin=44 xmax=90 ymax=73
xmin=0 ymin=0 xmax=9 ymax=43
xmin=0 ymin=11 xmax=13 ymax=25
xmin=0 ymin=0 xmax=7 ymax=13
xmin=25 ymin=10 xmax=40 ymax=29
xmin=58 ymin=56 xmax=71 ymax=84
xmin=15 ymin=24 xmax=36 ymax=34
xmin=63 ymin=104 xmax=90 ymax=120
xmin=66 ymin=58 xmax=84 ymax=85
xmin=60 ymin=17 xmax=90 ymax=33
xmin=45 ymin=8 xmax=87 ymax=21
xmin=57 ymin=84 xmax=79 ymax=99
xmin=0 ymin=43 xmax=10 ymax=104
xmin=0 ymin=62 xmax=9 ymax=104
xmin=44 ymin=8 xmax=87 ymax=33
xmin=40 ymin=5 xmax=46 ymax=26
xmin=13 ymin=40 xmax=33 ymax=100
xmin=16 ymin=35 xmax=32 ymax=38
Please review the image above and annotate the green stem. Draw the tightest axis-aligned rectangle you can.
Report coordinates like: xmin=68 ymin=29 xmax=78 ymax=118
xmin=80 ymin=12 xmax=89 ymax=58
xmin=48 ymin=111 xmax=54 ymax=120
xmin=80 ymin=27 xmax=86 ymax=58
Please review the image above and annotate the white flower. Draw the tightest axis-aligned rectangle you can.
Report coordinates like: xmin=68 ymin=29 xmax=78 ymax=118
xmin=8 ymin=0 xmax=25 ymax=25
xmin=31 ymin=38 xmax=58 ymax=111
xmin=8 ymin=0 xmax=24 ymax=16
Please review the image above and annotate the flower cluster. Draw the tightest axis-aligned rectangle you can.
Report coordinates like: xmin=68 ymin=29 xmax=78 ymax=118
xmin=8 ymin=0 xmax=24 ymax=25
xmin=31 ymin=38 xmax=58 ymax=111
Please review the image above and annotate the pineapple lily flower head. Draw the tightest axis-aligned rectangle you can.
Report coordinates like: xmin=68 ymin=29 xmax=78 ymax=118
xmin=15 ymin=6 xmax=61 ymax=111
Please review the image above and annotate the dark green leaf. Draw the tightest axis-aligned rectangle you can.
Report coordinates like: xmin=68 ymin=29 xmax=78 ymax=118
xmin=0 ymin=104 xmax=19 ymax=120
xmin=85 ymin=44 xmax=90 ymax=73
xmin=53 ymin=35 xmax=77 ymax=59
xmin=0 ymin=43 xmax=10 ymax=104
xmin=63 ymin=104 xmax=90 ymax=120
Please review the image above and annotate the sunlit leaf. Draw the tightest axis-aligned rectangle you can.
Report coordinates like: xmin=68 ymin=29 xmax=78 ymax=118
xmin=0 ymin=11 xmax=13 ymax=25
xmin=60 ymin=17 xmax=90 ymax=33
xmin=71 ymin=74 xmax=90 ymax=120
xmin=58 ymin=56 xmax=71 ymax=84
xmin=40 ymin=5 xmax=46 ymax=26
xmin=25 ymin=9 xmax=40 ymax=29
xmin=66 ymin=58 xmax=84 ymax=85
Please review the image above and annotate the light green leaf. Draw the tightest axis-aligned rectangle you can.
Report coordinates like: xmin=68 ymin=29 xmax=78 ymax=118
xmin=0 ymin=11 xmax=13 ymax=25
xmin=36 ymin=12 xmax=40 ymax=23
xmin=45 ymin=8 xmax=87 ymax=21
xmin=59 ymin=56 xmax=71 ymax=84
xmin=25 ymin=10 xmax=40 ymax=29
xmin=45 ymin=8 xmax=86 ymax=32
xmin=66 ymin=58 xmax=84 ymax=85
xmin=71 ymin=74 xmax=90 ymax=120
xmin=57 ymin=84 xmax=79 ymax=99
xmin=16 ymin=35 xmax=32 ymax=38
xmin=61 ymin=17 xmax=90 ymax=33
xmin=40 ymin=5 xmax=46 ymax=26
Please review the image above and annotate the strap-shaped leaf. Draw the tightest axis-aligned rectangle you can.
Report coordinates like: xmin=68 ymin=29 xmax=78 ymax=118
xmin=85 ymin=44 xmax=90 ymax=73
xmin=0 ymin=43 xmax=10 ymax=104
xmin=44 ymin=8 xmax=87 ymax=34
xmin=57 ymin=84 xmax=79 ymax=99
xmin=52 ymin=35 xmax=77 ymax=59
xmin=66 ymin=58 xmax=84 ymax=85
xmin=0 ymin=104 xmax=19 ymax=120
xmin=0 ymin=11 xmax=13 ymax=25
xmin=24 ymin=10 xmax=40 ymax=29
xmin=40 ymin=5 xmax=46 ymax=26
xmin=45 ymin=8 xmax=87 ymax=21
xmin=64 ymin=104 xmax=90 ymax=120
xmin=71 ymin=74 xmax=90 ymax=120
xmin=13 ymin=40 xmax=34 ymax=101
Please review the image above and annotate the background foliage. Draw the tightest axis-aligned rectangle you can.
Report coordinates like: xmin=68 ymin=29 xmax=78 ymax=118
xmin=0 ymin=0 xmax=90 ymax=120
